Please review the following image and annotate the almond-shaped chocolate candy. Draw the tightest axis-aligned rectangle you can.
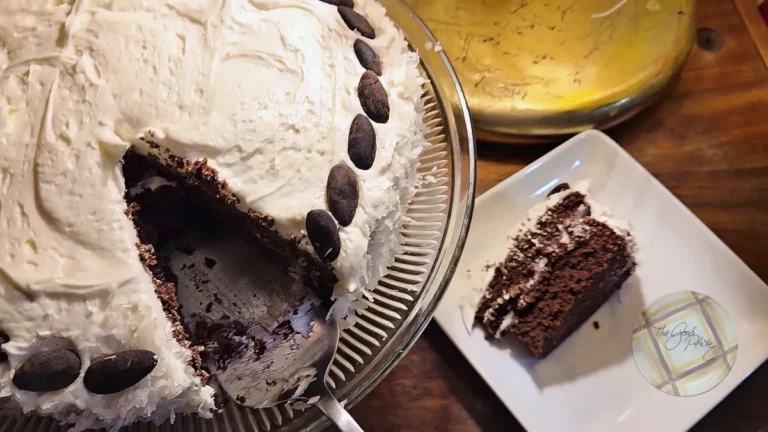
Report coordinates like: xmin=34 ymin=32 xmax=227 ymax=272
xmin=358 ymin=70 xmax=389 ymax=123
xmin=348 ymin=114 xmax=376 ymax=170
xmin=13 ymin=348 xmax=81 ymax=392
xmin=327 ymin=164 xmax=359 ymax=227
xmin=84 ymin=350 xmax=158 ymax=395
xmin=547 ymin=183 xmax=571 ymax=197
xmin=338 ymin=6 xmax=375 ymax=39
xmin=320 ymin=0 xmax=353 ymax=6
xmin=306 ymin=210 xmax=341 ymax=262
xmin=353 ymin=39 xmax=382 ymax=76
xmin=0 ymin=331 xmax=8 ymax=363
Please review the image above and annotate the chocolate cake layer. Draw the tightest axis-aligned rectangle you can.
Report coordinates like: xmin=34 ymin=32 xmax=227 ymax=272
xmin=123 ymin=156 xmax=208 ymax=384
xmin=476 ymin=188 xmax=635 ymax=358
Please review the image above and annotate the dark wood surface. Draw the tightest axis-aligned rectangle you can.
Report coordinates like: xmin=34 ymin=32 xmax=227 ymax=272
xmin=348 ymin=1 xmax=768 ymax=431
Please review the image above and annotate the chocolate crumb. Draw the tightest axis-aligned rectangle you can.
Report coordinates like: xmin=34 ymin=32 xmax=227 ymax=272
xmin=204 ymin=257 xmax=217 ymax=269
xmin=205 ymin=302 xmax=214 ymax=313
xmin=274 ymin=320 xmax=295 ymax=341
xmin=191 ymin=317 xmax=265 ymax=372
xmin=593 ymin=321 xmax=600 ymax=330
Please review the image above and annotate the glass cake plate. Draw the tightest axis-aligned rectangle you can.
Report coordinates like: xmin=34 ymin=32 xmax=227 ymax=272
xmin=0 ymin=1 xmax=476 ymax=431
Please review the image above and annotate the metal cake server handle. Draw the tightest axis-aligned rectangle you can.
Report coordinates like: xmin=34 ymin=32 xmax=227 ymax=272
xmin=303 ymin=311 xmax=364 ymax=432
xmin=314 ymin=388 xmax=364 ymax=432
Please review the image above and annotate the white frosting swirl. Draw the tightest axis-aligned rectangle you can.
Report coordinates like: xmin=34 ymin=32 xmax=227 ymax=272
xmin=0 ymin=0 xmax=425 ymax=429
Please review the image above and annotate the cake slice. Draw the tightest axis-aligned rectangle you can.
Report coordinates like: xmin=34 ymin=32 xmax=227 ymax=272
xmin=475 ymin=182 xmax=636 ymax=357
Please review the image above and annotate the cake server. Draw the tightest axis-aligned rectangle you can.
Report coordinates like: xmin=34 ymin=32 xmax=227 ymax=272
xmin=213 ymin=302 xmax=364 ymax=432
xmin=285 ymin=305 xmax=365 ymax=432
xmin=169 ymin=224 xmax=363 ymax=431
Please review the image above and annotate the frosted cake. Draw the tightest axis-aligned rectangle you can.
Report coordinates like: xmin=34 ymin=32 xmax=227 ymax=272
xmin=0 ymin=0 xmax=427 ymax=429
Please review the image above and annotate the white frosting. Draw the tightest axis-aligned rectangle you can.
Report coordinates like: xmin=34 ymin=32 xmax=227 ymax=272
xmin=129 ymin=0 xmax=426 ymax=297
xmin=0 ymin=0 xmax=424 ymax=429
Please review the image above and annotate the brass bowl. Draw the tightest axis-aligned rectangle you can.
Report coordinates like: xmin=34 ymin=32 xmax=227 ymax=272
xmin=406 ymin=0 xmax=695 ymax=142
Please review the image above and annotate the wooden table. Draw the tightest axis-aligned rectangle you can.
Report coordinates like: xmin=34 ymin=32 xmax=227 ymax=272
xmin=349 ymin=1 xmax=768 ymax=430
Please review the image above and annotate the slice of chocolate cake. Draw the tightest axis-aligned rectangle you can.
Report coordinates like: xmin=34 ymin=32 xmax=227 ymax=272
xmin=475 ymin=182 xmax=636 ymax=358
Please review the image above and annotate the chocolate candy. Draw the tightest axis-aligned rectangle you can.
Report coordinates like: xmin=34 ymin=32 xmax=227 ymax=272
xmin=0 ymin=331 xmax=8 ymax=363
xmin=348 ymin=114 xmax=376 ymax=170
xmin=13 ymin=349 xmax=81 ymax=392
xmin=547 ymin=183 xmax=571 ymax=197
xmin=338 ymin=6 xmax=375 ymax=39
xmin=84 ymin=350 xmax=158 ymax=395
xmin=320 ymin=0 xmax=354 ymax=5
xmin=358 ymin=70 xmax=389 ymax=123
xmin=306 ymin=210 xmax=341 ymax=262
xmin=353 ymin=39 xmax=382 ymax=76
xmin=327 ymin=164 xmax=359 ymax=227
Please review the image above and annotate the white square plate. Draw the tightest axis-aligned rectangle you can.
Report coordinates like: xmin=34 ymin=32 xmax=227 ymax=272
xmin=435 ymin=130 xmax=768 ymax=432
